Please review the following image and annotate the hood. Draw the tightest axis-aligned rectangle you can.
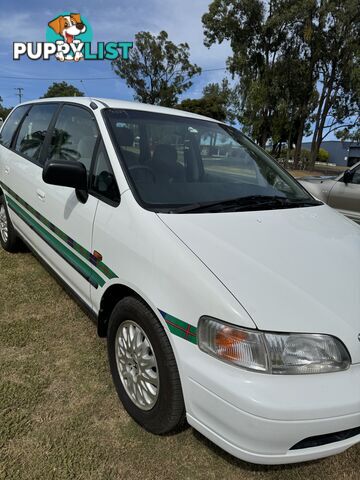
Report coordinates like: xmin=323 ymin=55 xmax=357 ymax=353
xmin=299 ymin=176 xmax=337 ymax=183
xmin=159 ymin=205 xmax=360 ymax=363
xmin=298 ymin=179 xmax=336 ymax=203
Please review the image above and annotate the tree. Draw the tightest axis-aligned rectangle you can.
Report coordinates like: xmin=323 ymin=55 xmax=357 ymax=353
xmin=202 ymin=1 xmax=317 ymax=150
xmin=0 ymin=96 xmax=12 ymax=121
xmin=112 ymin=31 xmax=201 ymax=107
xmin=203 ymin=79 xmax=236 ymax=122
xmin=177 ymin=79 xmax=233 ymax=121
xmin=307 ymin=0 xmax=360 ymax=167
xmin=202 ymin=1 xmax=360 ymax=168
xmin=176 ymin=97 xmax=225 ymax=121
xmin=335 ymin=125 xmax=360 ymax=143
xmin=41 ymin=82 xmax=84 ymax=98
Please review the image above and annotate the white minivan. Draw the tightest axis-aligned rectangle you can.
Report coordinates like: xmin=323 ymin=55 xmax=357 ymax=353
xmin=0 ymin=98 xmax=359 ymax=465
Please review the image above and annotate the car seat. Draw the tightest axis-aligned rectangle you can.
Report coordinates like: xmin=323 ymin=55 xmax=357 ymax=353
xmin=152 ymin=144 xmax=185 ymax=183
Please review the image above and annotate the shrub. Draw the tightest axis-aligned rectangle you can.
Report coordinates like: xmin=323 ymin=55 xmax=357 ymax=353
xmin=317 ymin=147 xmax=330 ymax=162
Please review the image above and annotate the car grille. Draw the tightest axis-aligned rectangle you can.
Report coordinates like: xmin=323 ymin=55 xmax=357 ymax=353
xmin=290 ymin=426 xmax=360 ymax=450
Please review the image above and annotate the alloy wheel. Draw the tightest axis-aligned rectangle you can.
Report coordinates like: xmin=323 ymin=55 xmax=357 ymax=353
xmin=115 ymin=320 xmax=159 ymax=410
xmin=0 ymin=205 xmax=8 ymax=244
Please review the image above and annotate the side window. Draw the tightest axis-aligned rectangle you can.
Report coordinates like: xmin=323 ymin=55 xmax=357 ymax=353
xmin=113 ymin=121 xmax=140 ymax=166
xmin=91 ymin=141 xmax=120 ymax=205
xmin=351 ymin=166 xmax=360 ymax=185
xmin=0 ymin=105 xmax=29 ymax=148
xmin=15 ymin=104 xmax=58 ymax=163
xmin=49 ymin=105 xmax=98 ymax=172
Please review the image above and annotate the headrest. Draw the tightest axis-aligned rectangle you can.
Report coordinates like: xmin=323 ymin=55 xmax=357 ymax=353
xmin=152 ymin=144 xmax=177 ymax=169
xmin=114 ymin=127 xmax=134 ymax=147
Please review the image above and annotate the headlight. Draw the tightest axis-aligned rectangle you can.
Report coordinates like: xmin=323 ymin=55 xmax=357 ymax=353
xmin=198 ymin=317 xmax=351 ymax=374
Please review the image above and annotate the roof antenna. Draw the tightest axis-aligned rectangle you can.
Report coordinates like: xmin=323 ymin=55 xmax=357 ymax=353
xmin=80 ymin=79 xmax=98 ymax=110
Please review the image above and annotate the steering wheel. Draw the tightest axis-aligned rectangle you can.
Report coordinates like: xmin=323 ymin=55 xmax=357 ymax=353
xmin=128 ymin=165 xmax=156 ymax=183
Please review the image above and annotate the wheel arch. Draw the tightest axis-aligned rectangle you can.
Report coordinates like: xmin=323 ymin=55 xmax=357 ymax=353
xmin=97 ymin=283 xmax=152 ymax=337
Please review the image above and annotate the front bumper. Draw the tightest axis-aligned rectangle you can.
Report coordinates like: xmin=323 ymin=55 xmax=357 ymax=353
xmin=187 ymin=378 xmax=360 ymax=464
xmin=176 ymin=339 xmax=360 ymax=464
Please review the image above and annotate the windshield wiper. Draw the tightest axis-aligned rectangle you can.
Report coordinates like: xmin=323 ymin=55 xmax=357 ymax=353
xmin=170 ymin=195 xmax=322 ymax=214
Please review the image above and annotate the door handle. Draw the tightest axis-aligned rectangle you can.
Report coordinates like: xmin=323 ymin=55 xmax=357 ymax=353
xmin=4 ymin=166 xmax=9 ymax=175
xmin=36 ymin=189 xmax=46 ymax=201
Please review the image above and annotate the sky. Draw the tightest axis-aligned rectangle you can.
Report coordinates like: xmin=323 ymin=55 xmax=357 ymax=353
xmin=0 ymin=0 xmax=232 ymax=106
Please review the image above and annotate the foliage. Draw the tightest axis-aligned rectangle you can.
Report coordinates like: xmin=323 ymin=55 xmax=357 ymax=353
xmin=0 ymin=104 xmax=12 ymax=121
xmin=112 ymin=31 xmax=201 ymax=107
xmin=202 ymin=0 xmax=319 ymax=149
xmin=176 ymin=79 xmax=233 ymax=122
xmin=301 ymin=149 xmax=310 ymax=164
xmin=317 ymin=147 xmax=329 ymax=163
xmin=307 ymin=0 xmax=360 ymax=166
xmin=335 ymin=125 xmax=360 ymax=143
xmin=41 ymin=82 xmax=84 ymax=98
xmin=176 ymin=97 xmax=225 ymax=121
xmin=202 ymin=0 xmax=360 ymax=167
xmin=277 ymin=148 xmax=311 ymax=170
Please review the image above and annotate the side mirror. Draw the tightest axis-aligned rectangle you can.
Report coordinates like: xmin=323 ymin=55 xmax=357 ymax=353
xmin=43 ymin=159 xmax=88 ymax=203
xmin=343 ymin=169 xmax=353 ymax=185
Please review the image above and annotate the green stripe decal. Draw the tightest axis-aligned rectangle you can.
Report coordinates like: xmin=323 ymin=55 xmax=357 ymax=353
xmin=0 ymin=181 xmax=117 ymax=281
xmin=2 ymin=182 xmax=198 ymax=339
xmin=160 ymin=310 xmax=197 ymax=344
xmin=6 ymin=195 xmax=106 ymax=288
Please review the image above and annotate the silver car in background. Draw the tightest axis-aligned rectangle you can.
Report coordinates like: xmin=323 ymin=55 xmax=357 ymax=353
xmin=300 ymin=161 xmax=360 ymax=224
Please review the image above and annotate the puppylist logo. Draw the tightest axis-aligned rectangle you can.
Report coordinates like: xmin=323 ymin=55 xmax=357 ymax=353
xmin=13 ymin=12 xmax=133 ymax=62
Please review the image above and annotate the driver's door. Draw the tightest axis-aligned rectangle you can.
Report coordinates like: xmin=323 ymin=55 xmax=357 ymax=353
xmin=328 ymin=165 xmax=360 ymax=223
xmin=37 ymin=103 xmax=100 ymax=306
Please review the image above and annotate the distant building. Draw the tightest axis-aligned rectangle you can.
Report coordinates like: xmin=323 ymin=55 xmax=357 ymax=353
xmin=302 ymin=141 xmax=360 ymax=167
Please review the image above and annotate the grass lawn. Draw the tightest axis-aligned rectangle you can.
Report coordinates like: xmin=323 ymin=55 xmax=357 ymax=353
xmin=0 ymin=248 xmax=359 ymax=480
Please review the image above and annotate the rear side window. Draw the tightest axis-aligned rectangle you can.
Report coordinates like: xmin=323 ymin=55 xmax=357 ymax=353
xmin=91 ymin=140 xmax=120 ymax=205
xmin=0 ymin=105 xmax=29 ymax=148
xmin=49 ymin=105 xmax=99 ymax=172
xmin=15 ymin=104 xmax=58 ymax=163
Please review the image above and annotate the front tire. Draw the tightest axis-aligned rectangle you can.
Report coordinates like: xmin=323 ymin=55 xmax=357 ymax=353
xmin=107 ymin=297 xmax=186 ymax=434
xmin=0 ymin=194 xmax=20 ymax=252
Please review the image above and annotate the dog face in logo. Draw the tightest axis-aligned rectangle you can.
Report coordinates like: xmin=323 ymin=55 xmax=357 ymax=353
xmin=48 ymin=14 xmax=86 ymax=61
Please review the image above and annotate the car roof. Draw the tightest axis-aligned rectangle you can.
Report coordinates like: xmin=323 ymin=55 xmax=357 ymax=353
xmin=18 ymin=97 xmax=220 ymax=123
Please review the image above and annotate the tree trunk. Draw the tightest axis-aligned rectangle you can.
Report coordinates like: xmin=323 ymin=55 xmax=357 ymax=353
xmin=287 ymin=120 xmax=293 ymax=156
xmin=259 ymin=125 xmax=268 ymax=149
xmin=309 ymin=63 xmax=337 ymax=169
xmin=293 ymin=117 xmax=305 ymax=169
xmin=310 ymin=133 xmax=319 ymax=167
xmin=271 ymin=141 xmax=281 ymax=157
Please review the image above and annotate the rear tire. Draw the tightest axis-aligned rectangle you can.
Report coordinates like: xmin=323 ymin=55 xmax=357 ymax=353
xmin=0 ymin=194 xmax=20 ymax=252
xmin=107 ymin=296 xmax=186 ymax=434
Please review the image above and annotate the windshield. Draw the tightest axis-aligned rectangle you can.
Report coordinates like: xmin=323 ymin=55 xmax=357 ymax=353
xmin=105 ymin=109 xmax=318 ymax=213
